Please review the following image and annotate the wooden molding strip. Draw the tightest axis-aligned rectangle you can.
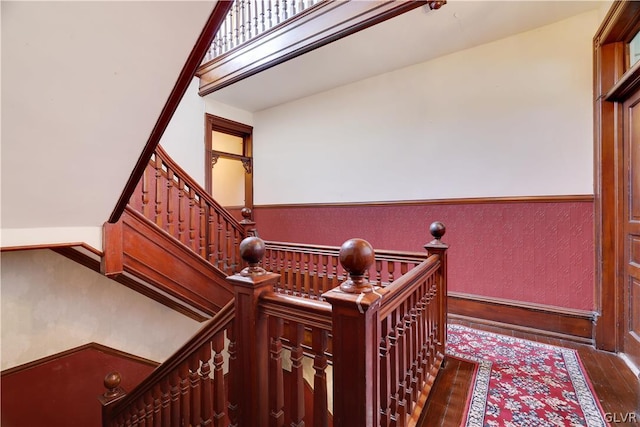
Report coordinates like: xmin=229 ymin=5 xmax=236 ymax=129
xmin=1 ymin=343 xmax=159 ymax=377
xmin=108 ymin=0 xmax=234 ymax=224
xmin=2 ymin=242 xmax=102 ymax=256
xmin=448 ymin=292 xmax=596 ymax=345
xmin=255 ymin=194 xmax=594 ymax=210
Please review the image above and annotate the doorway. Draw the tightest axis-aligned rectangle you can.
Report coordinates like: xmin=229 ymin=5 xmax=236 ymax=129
xmin=204 ymin=114 xmax=253 ymax=217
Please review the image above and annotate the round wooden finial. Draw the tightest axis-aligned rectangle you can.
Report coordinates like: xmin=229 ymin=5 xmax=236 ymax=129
xmin=239 ymin=236 xmax=267 ymax=276
xmin=338 ymin=238 xmax=375 ymax=293
xmin=240 ymin=207 xmax=252 ymax=221
xmin=429 ymin=221 xmax=446 ymax=241
xmin=428 ymin=1 xmax=446 ymax=10
xmin=103 ymin=372 xmax=122 ymax=398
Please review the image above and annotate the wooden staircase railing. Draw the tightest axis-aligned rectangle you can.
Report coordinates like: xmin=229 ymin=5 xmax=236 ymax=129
xmin=103 ymin=146 xmax=257 ymax=320
xmin=101 ymin=223 xmax=448 ymax=427
xmin=204 ymin=0 xmax=322 ymax=61
xmin=129 ymin=145 xmax=251 ymax=275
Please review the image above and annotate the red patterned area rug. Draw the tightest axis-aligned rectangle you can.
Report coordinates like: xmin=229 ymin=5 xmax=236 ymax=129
xmin=447 ymin=324 xmax=609 ymax=427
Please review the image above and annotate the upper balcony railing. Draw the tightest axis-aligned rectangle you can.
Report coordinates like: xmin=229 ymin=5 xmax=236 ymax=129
xmin=204 ymin=0 xmax=322 ymax=61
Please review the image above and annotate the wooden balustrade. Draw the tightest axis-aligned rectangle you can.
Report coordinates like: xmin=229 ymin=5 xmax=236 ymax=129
xmin=129 ymin=146 xmax=245 ymax=275
xmin=102 ymin=223 xmax=448 ymax=427
xmin=263 ymin=241 xmax=428 ymax=299
xmin=204 ymin=0 xmax=322 ymax=61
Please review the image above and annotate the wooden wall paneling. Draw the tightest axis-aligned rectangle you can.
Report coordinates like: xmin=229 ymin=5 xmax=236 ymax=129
xmin=1 ymin=343 xmax=158 ymax=427
xmin=119 ymin=208 xmax=234 ymax=320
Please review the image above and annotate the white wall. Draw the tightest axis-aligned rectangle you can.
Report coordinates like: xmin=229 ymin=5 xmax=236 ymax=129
xmin=160 ymin=78 xmax=207 ymax=188
xmin=253 ymin=10 xmax=599 ymax=205
xmin=1 ymin=250 xmax=202 ymax=370
xmin=161 ymin=80 xmax=254 ymax=191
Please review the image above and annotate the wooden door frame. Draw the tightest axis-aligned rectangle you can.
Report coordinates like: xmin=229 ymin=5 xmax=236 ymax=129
xmin=594 ymin=1 xmax=640 ymax=351
xmin=204 ymin=114 xmax=254 ymax=211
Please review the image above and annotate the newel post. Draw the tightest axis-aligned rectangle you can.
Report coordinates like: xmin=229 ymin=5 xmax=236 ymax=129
xmin=240 ymin=207 xmax=258 ymax=237
xmin=424 ymin=221 xmax=449 ymax=347
xmin=226 ymin=236 xmax=279 ymax=427
xmin=99 ymin=371 xmax=126 ymax=427
xmin=323 ymin=238 xmax=381 ymax=427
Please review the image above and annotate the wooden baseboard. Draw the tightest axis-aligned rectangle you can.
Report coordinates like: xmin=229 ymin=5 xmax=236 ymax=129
xmin=448 ymin=292 xmax=596 ymax=345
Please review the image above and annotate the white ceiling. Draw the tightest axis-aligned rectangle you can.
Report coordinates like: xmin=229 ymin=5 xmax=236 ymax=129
xmin=207 ymin=0 xmax=607 ymax=112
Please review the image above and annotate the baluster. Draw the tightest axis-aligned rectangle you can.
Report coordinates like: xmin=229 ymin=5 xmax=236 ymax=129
xmin=241 ymin=0 xmax=248 ymax=43
xmin=217 ymin=211 xmax=224 ymax=271
xmin=396 ymin=304 xmax=408 ymax=427
xmin=225 ymin=222 xmax=233 ymax=273
xmin=166 ymin=168 xmax=175 ymax=237
xmin=253 ymin=0 xmax=260 ymax=36
xmin=234 ymin=1 xmax=241 ymax=46
xmin=311 ymin=253 xmax=319 ymax=298
xmin=169 ymin=372 xmax=180 ymax=427
xmin=290 ymin=0 xmax=296 ymax=16
xmin=160 ymin=379 xmax=170 ymax=427
xmin=302 ymin=252 xmax=310 ymax=296
xmin=151 ymin=384 xmax=162 ymax=427
xmin=401 ymin=261 xmax=409 ymax=276
xmin=269 ymin=317 xmax=285 ymax=427
xmin=415 ymin=287 xmax=427 ymax=397
xmin=227 ymin=325 xmax=239 ymax=427
xmin=177 ymin=178 xmax=185 ymax=243
xmin=312 ymin=328 xmax=329 ymax=427
xmin=388 ymin=261 xmax=395 ymax=283
xmin=375 ymin=259 xmax=383 ymax=286
xmin=154 ymin=156 xmax=163 ymax=227
xmin=208 ymin=206 xmax=216 ymax=264
xmin=188 ymin=187 xmax=197 ymax=251
xmin=246 ymin=0 xmax=253 ymax=39
xmin=274 ymin=0 xmax=280 ymax=24
xmin=286 ymin=252 xmax=294 ymax=294
xmin=200 ymin=343 xmax=213 ymax=426
xmin=199 ymin=198 xmax=207 ymax=258
xmin=212 ymin=333 xmax=226 ymax=427
xmin=282 ymin=0 xmax=288 ymax=20
xmin=137 ymin=398 xmax=147 ymax=426
xmin=179 ymin=362 xmax=191 ymax=426
xmin=289 ymin=321 xmax=305 ymax=427
xmin=234 ymin=228 xmax=241 ymax=273
xmin=145 ymin=392 xmax=154 ymax=426
xmin=260 ymin=0 xmax=267 ymax=32
xmin=320 ymin=254 xmax=328 ymax=294
xmin=380 ymin=315 xmax=392 ymax=427
xmin=267 ymin=0 xmax=273 ymax=28
xmin=407 ymin=298 xmax=418 ymax=408
xmin=189 ymin=354 xmax=202 ymax=426
xmin=142 ymin=160 xmax=150 ymax=219
xmin=330 ymin=256 xmax=339 ymax=289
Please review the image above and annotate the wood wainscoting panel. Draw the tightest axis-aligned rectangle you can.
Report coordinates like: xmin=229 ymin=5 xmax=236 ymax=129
xmin=254 ymin=196 xmax=595 ymax=312
xmin=103 ymin=207 xmax=234 ymax=321
xmin=1 ymin=343 xmax=159 ymax=427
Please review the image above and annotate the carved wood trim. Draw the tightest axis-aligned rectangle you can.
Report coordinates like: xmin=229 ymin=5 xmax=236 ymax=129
xmin=108 ymin=0 xmax=234 ymax=223
xmin=196 ymin=0 xmax=428 ymax=95
xmin=593 ymin=0 xmax=640 ymax=351
xmin=1 ymin=343 xmax=159 ymax=377
xmin=255 ymin=194 xmax=594 ymax=209
xmin=448 ymin=292 xmax=596 ymax=344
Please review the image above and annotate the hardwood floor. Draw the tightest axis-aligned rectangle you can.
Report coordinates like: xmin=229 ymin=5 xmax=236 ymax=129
xmin=417 ymin=319 xmax=640 ymax=427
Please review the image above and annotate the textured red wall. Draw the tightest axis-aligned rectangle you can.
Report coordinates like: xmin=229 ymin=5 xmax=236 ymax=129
xmin=254 ymin=200 xmax=594 ymax=311
xmin=1 ymin=345 xmax=157 ymax=427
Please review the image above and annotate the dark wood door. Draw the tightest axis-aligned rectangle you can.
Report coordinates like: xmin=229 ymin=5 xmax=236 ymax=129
xmin=623 ymin=89 xmax=640 ymax=371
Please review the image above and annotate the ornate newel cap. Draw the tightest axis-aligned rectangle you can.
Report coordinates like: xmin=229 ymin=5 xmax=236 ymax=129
xmin=240 ymin=207 xmax=253 ymax=223
xmin=429 ymin=221 xmax=446 ymax=241
xmin=239 ymin=236 xmax=267 ymax=276
xmin=99 ymin=371 xmax=126 ymax=404
xmin=339 ymin=238 xmax=375 ymax=293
